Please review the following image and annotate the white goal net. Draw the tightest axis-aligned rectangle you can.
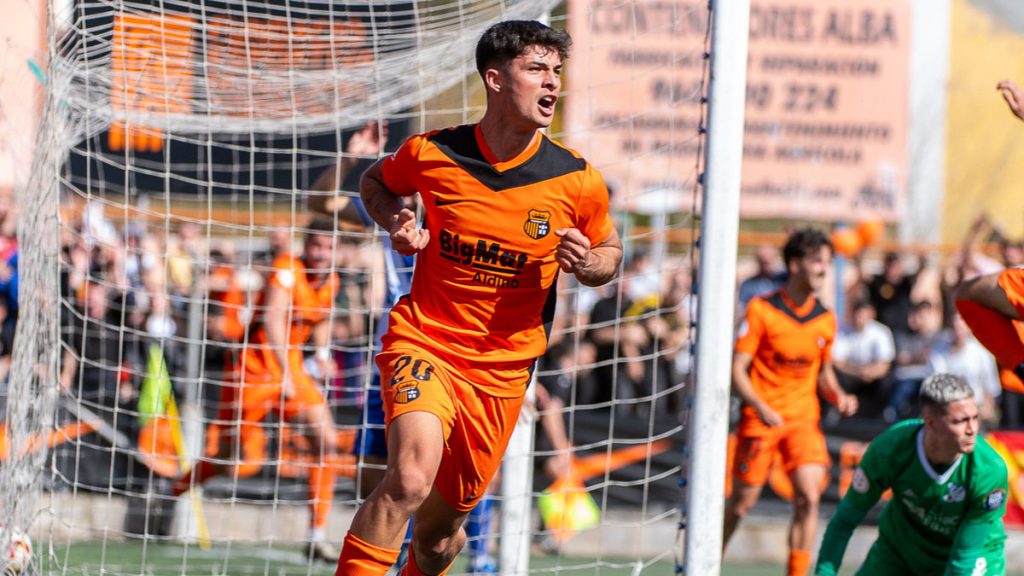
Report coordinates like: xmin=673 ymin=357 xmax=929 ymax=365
xmin=6 ymin=0 xmax=710 ymax=574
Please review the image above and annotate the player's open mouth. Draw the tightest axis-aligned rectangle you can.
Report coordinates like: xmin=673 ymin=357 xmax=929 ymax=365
xmin=538 ymin=95 xmax=557 ymax=116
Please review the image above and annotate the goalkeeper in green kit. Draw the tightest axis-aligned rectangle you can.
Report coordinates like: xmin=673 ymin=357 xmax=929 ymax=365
xmin=815 ymin=373 xmax=1008 ymax=576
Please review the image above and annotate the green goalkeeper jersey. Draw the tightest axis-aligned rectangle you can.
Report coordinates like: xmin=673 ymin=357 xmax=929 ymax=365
xmin=816 ymin=419 xmax=1007 ymax=576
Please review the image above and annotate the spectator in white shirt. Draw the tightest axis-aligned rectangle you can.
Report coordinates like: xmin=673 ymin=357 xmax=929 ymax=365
xmin=832 ymin=300 xmax=895 ymax=419
xmin=928 ymin=313 xmax=1001 ymax=427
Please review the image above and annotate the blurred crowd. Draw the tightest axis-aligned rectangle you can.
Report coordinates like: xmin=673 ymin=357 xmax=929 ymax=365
xmin=45 ymin=199 xmax=695 ymax=487
xmin=737 ymin=215 xmax=1024 ymax=432
xmin=0 ymin=196 xmax=1010 ymax=488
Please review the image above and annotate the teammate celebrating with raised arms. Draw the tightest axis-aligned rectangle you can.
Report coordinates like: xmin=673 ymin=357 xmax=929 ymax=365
xmin=816 ymin=373 xmax=1008 ymax=576
xmin=952 ymin=79 xmax=1024 ymax=394
xmin=336 ymin=20 xmax=622 ymax=576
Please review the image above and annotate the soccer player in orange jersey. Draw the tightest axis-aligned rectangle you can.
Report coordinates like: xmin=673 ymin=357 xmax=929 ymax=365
xmin=955 ymin=267 xmax=1024 ymax=393
xmin=723 ymin=228 xmax=859 ymax=576
xmin=953 ymin=80 xmax=1024 ymax=394
xmin=336 ymin=20 xmax=623 ymax=576
xmin=169 ymin=217 xmax=344 ymax=561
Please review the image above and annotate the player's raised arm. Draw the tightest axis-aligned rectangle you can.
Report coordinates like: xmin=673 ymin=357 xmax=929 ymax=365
xmin=308 ymin=121 xmax=387 ymax=226
xmin=997 ymin=79 xmax=1024 ymax=122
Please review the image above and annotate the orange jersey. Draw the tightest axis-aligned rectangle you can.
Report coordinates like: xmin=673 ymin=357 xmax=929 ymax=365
xmin=244 ymin=255 xmax=338 ymax=376
xmin=380 ymin=124 xmax=614 ymax=396
xmin=735 ymin=291 xmax=835 ymax=430
xmin=209 ymin=264 xmax=246 ymax=342
xmin=999 ymin=267 xmax=1024 ymax=318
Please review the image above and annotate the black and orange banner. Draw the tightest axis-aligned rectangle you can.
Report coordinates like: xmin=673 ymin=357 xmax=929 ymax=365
xmin=109 ymin=14 xmax=193 ymax=152
xmin=107 ymin=12 xmax=374 ymax=152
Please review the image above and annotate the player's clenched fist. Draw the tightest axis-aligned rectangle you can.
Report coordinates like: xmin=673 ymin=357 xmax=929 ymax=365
xmin=390 ymin=208 xmax=430 ymax=256
xmin=554 ymin=227 xmax=591 ymax=273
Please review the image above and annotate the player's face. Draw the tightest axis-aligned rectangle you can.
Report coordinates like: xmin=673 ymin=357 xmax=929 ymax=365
xmin=303 ymin=233 xmax=334 ymax=272
xmin=931 ymin=398 xmax=980 ymax=455
xmin=498 ymin=45 xmax=562 ymax=130
xmin=788 ymin=245 xmax=832 ymax=294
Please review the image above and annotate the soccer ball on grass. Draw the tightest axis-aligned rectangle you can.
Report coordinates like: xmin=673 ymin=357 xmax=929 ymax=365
xmin=3 ymin=530 xmax=32 ymax=575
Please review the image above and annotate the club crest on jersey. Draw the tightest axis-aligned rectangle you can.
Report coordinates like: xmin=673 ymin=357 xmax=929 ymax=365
xmin=523 ymin=209 xmax=551 ymax=240
xmin=943 ymin=482 xmax=966 ymax=503
xmin=394 ymin=382 xmax=421 ymax=404
xmin=851 ymin=468 xmax=869 ymax=494
xmin=984 ymin=488 xmax=1006 ymax=511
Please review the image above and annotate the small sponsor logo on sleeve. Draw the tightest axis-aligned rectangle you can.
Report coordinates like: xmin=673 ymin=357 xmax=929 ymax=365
xmin=983 ymin=489 xmax=1006 ymax=511
xmin=851 ymin=467 xmax=870 ymax=494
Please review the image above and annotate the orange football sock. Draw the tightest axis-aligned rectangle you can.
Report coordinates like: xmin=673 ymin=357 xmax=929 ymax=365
xmin=787 ymin=548 xmax=811 ymax=576
xmin=336 ymin=532 xmax=400 ymax=576
xmin=309 ymin=464 xmax=336 ymax=531
xmin=956 ymin=300 xmax=1024 ymax=391
xmin=400 ymin=544 xmax=457 ymax=576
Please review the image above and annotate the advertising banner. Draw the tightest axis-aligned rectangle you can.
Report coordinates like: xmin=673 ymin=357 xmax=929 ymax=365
xmin=565 ymin=0 xmax=911 ymax=221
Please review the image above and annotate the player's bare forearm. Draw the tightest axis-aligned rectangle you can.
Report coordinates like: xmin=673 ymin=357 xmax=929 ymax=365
xmin=820 ymin=363 xmax=858 ymax=416
xmin=731 ymin=352 xmax=763 ymax=410
xmin=312 ymin=318 xmax=331 ymax=350
xmin=576 ymin=244 xmax=622 ymax=287
xmin=308 ymin=161 xmax=368 ymax=226
xmin=998 ymin=79 xmax=1024 ymax=122
xmin=60 ymin=350 xmax=77 ymax=392
xmin=733 ymin=351 xmax=784 ymax=426
xmin=263 ymin=286 xmax=293 ymax=371
xmin=568 ymin=229 xmax=623 ymax=287
xmin=359 ymin=160 xmax=405 ymax=231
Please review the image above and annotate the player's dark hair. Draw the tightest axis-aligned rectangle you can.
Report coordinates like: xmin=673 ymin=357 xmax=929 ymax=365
xmin=305 ymin=216 xmax=337 ymax=238
xmin=781 ymin=227 xmax=833 ymax=267
xmin=919 ymin=373 xmax=974 ymax=414
xmin=476 ymin=20 xmax=571 ymax=78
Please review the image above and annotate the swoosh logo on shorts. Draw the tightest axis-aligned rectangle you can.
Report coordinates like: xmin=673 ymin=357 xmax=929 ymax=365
xmin=435 ymin=197 xmax=466 ymax=207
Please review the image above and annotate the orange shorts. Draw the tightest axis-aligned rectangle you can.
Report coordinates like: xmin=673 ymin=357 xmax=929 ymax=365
xmin=733 ymin=419 xmax=829 ymax=487
xmin=229 ymin=347 xmax=326 ymax=425
xmin=376 ymin=344 xmax=526 ymax=512
xmin=999 ymin=268 xmax=1024 ymax=319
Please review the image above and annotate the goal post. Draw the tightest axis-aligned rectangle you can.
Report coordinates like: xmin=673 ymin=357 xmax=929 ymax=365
xmin=684 ymin=0 xmax=750 ymax=574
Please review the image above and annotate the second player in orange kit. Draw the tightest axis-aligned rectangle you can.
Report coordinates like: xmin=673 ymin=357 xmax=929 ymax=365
xmin=723 ymin=228 xmax=859 ymax=576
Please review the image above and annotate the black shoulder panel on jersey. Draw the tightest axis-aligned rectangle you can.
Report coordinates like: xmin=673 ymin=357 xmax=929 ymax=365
xmin=429 ymin=124 xmax=587 ymax=192
xmin=765 ymin=291 xmax=830 ymax=324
